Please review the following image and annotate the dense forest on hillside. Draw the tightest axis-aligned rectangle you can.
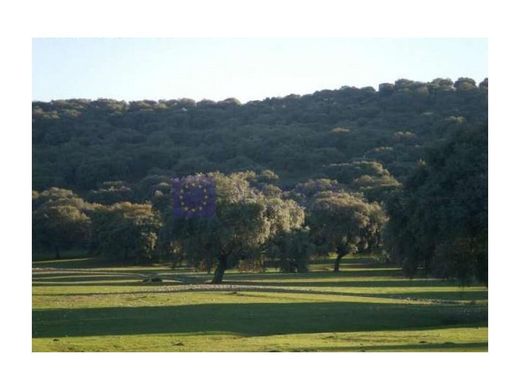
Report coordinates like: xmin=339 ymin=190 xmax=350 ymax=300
xmin=32 ymin=77 xmax=488 ymax=283
xmin=33 ymin=77 xmax=487 ymax=193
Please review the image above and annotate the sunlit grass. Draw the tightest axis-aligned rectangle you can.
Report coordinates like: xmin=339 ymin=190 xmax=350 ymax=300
xmin=32 ymin=256 xmax=488 ymax=352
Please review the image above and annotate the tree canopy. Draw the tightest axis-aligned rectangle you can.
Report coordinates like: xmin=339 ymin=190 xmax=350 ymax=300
xmin=33 ymin=188 xmax=92 ymax=258
xmin=384 ymin=124 xmax=488 ymax=283
xmin=308 ymin=191 xmax=387 ymax=272
xmin=33 ymin=77 xmax=487 ymax=196
xmin=165 ymin=172 xmax=305 ymax=283
xmin=90 ymin=202 xmax=161 ymax=262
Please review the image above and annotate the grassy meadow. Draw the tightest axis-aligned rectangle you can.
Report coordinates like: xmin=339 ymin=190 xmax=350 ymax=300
xmin=32 ymin=256 xmax=488 ymax=352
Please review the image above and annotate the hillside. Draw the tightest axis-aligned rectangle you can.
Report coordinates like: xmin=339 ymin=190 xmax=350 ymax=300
xmin=32 ymin=77 xmax=488 ymax=194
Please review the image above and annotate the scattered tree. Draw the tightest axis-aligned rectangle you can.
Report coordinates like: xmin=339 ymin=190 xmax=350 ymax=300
xmin=308 ymin=191 xmax=386 ymax=272
xmin=168 ymin=172 xmax=305 ymax=283
xmin=90 ymin=202 xmax=161 ymax=262
xmin=32 ymin=188 xmax=92 ymax=258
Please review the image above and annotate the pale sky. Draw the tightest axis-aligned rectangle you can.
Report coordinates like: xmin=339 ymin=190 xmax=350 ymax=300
xmin=32 ymin=38 xmax=487 ymax=103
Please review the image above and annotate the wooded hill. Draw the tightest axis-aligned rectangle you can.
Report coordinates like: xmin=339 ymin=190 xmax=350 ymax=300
xmin=33 ymin=77 xmax=488 ymax=196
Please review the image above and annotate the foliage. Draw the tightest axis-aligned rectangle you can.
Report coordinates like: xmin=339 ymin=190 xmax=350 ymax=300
xmin=307 ymin=192 xmax=387 ymax=271
xmin=291 ymin=178 xmax=345 ymax=206
xmin=384 ymin=124 xmax=488 ymax=283
xmin=33 ymin=78 xmax=487 ymax=193
xmin=266 ymin=227 xmax=314 ymax=273
xmin=165 ymin=172 xmax=305 ymax=283
xmin=32 ymin=188 xmax=92 ymax=258
xmin=86 ymin=181 xmax=135 ymax=204
xmin=325 ymin=160 xmax=401 ymax=202
xmin=90 ymin=202 xmax=162 ymax=262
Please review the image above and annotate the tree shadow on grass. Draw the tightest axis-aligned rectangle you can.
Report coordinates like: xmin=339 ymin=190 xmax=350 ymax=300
xmin=32 ymin=279 xmax=455 ymax=288
xmin=32 ymin=271 xmax=469 ymax=289
xmin=32 ymin=258 xmax=114 ymax=269
xmin=365 ymin=290 xmax=487 ymax=302
xmin=33 ymin=285 xmax=488 ymax=303
xmin=33 ymin=275 xmax=147 ymax=283
xmin=33 ymin=301 xmax=487 ymax=339
xmin=229 ymin=269 xmax=404 ymax=279
xmin=316 ymin=342 xmax=488 ymax=352
xmin=32 ymin=272 xmax=206 ymax=286
xmin=221 ymin=279 xmax=472 ymax=288
xmin=32 ymin=271 xmax=150 ymax=278
xmin=32 ymin=281 xmax=183 ymax=287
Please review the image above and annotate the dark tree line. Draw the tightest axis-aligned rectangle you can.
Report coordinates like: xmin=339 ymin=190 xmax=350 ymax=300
xmin=384 ymin=124 xmax=488 ymax=283
xmin=33 ymin=77 xmax=487 ymax=192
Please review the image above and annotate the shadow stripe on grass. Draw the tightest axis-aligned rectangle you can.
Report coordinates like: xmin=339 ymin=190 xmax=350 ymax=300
xmin=33 ymin=301 xmax=488 ymax=338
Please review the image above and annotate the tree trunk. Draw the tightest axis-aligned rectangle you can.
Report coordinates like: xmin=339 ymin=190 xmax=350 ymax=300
xmin=333 ymin=253 xmax=344 ymax=272
xmin=212 ymin=255 xmax=227 ymax=284
xmin=55 ymin=245 xmax=61 ymax=259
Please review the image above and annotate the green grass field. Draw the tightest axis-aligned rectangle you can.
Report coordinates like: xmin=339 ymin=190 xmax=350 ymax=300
xmin=32 ymin=257 xmax=488 ymax=352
